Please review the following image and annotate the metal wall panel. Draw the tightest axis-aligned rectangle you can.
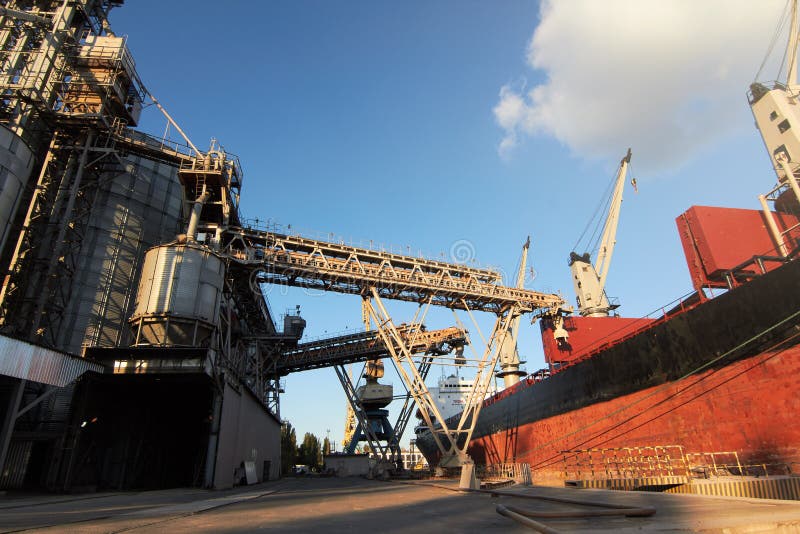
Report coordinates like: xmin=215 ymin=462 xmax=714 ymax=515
xmin=0 ymin=335 xmax=103 ymax=386
xmin=0 ymin=440 xmax=32 ymax=489
xmin=213 ymin=382 xmax=281 ymax=489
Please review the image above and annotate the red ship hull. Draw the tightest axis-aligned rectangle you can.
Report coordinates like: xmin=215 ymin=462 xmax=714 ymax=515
xmin=415 ymin=206 xmax=800 ymax=485
xmin=468 ymin=343 xmax=800 ymax=485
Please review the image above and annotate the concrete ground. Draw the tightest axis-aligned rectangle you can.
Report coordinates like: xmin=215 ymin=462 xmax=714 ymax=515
xmin=1 ymin=476 xmax=800 ymax=533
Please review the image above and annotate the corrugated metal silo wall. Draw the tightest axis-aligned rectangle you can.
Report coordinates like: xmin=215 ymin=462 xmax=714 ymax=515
xmin=57 ymin=154 xmax=184 ymax=353
xmin=5 ymin=154 xmax=186 ymax=490
xmin=0 ymin=440 xmax=31 ymax=488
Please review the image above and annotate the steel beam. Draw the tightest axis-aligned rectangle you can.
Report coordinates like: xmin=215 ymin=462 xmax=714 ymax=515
xmin=365 ymin=290 xmax=520 ymax=467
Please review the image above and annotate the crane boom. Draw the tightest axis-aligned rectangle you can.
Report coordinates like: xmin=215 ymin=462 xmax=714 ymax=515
xmin=596 ymin=148 xmax=631 ymax=288
xmin=570 ymin=149 xmax=631 ymax=317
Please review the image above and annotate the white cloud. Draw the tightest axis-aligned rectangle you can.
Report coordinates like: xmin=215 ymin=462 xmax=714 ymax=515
xmin=495 ymin=0 xmax=787 ymax=170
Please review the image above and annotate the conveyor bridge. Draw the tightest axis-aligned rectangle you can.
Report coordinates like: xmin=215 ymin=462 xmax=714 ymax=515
xmin=274 ymin=325 xmax=467 ymax=375
xmin=219 ymin=226 xmax=565 ymax=467
xmin=223 ymin=227 xmax=564 ymax=315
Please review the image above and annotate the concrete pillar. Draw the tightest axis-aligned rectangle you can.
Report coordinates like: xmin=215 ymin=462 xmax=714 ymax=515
xmin=459 ymin=461 xmax=479 ymax=490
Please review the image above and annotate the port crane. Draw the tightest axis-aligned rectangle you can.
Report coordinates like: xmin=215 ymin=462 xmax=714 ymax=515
xmin=569 ymin=149 xmax=632 ymax=317
xmin=268 ymin=323 xmax=467 ymax=460
xmin=749 ymin=0 xmax=800 ymax=256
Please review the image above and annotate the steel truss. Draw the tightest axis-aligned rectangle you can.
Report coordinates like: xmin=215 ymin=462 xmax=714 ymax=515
xmin=223 ymin=227 xmax=563 ymax=314
xmin=0 ymin=127 xmax=128 ymax=345
xmin=220 ymin=226 xmax=563 ymax=466
xmin=276 ymin=324 xmax=466 ymax=375
xmin=363 ymin=289 xmax=521 ymax=467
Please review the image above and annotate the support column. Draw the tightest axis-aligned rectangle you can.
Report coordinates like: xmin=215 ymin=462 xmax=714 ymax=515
xmin=203 ymin=385 xmax=224 ymax=488
xmin=365 ymin=289 xmax=518 ymax=469
xmin=0 ymin=378 xmax=25 ymax=481
xmin=759 ymin=194 xmax=789 ymax=256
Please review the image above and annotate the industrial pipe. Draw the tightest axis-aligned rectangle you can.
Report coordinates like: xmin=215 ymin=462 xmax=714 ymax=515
xmin=498 ymin=503 xmax=656 ymax=518
xmin=390 ymin=479 xmax=656 ymax=532
xmin=496 ymin=503 xmax=655 ymax=533
xmin=775 ymin=155 xmax=800 ymax=207
xmin=489 ymin=487 xmax=655 ymax=532
xmin=477 ymin=486 xmax=655 ymax=512
xmin=759 ymin=193 xmax=789 ymax=256
xmin=496 ymin=505 xmax=559 ymax=533
xmin=186 ymin=185 xmax=210 ymax=241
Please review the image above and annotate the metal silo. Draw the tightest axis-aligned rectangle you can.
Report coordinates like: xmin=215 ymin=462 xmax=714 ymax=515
xmin=56 ymin=154 xmax=185 ymax=354
xmin=129 ymin=242 xmax=224 ymax=347
xmin=0 ymin=125 xmax=35 ymax=259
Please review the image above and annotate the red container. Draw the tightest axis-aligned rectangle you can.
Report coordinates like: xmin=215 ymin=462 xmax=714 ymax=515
xmin=676 ymin=206 xmax=797 ymax=290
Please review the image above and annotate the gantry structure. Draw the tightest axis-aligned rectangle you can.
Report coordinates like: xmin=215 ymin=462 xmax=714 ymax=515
xmin=0 ymin=0 xmax=565 ymax=475
xmin=218 ymin=226 xmax=565 ymax=467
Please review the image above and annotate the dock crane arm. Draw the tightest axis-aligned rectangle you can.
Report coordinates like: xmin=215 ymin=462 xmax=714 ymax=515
xmin=570 ymin=149 xmax=631 ymax=317
xmin=596 ymin=148 xmax=631 ymax=289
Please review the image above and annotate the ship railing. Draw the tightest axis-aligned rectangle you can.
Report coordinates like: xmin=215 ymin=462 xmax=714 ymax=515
xmin=685 ymin=451 xmax=795 ymax=479
xmin=721 ymin=253 xmax=794 ymax=290
xmin=478 ymin=463 xmax=532 ymax=485
xmin=561 ymin=445 xmax=690 ymax=482
xmin=689 ymin=462 xmax=794 ymax=479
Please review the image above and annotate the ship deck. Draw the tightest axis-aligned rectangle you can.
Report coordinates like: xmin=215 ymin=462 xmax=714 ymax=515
xmin=2 ymin=476 xmax=800 ymax=533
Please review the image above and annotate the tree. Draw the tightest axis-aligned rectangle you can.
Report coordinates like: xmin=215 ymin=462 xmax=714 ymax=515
xmin=280 ymin=422 xmax=297 ymax=476
xmin=323 ymin=436 xmax=331 ymax=456
xmin=298 ymin=432 xmax=322 ymax=470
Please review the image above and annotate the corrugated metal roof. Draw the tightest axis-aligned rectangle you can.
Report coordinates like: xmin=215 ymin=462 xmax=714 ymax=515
xmin=0 ymin=335 xmax=104 ymax=386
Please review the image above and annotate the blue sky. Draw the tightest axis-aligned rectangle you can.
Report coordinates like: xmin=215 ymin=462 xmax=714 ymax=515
xmin=110 ymin=1 xmax=786 ymax=449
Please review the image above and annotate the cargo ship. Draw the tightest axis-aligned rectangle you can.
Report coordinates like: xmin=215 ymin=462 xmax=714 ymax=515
xmin=415 ymin=8 xmax=800 ymax=485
